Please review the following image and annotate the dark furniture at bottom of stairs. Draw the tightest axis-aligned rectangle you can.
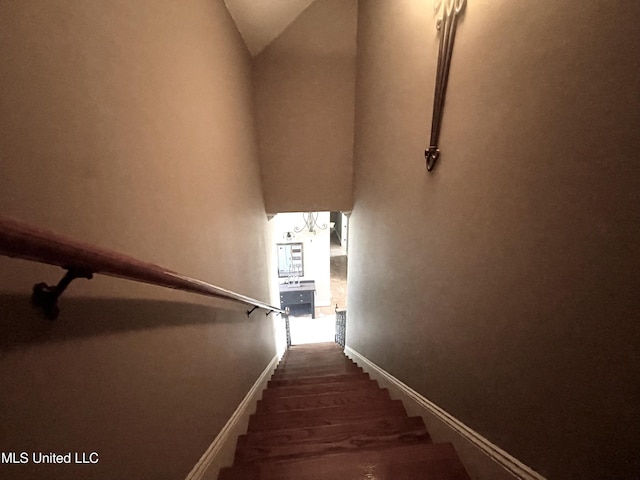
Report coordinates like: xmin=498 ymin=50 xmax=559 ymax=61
xmin=279 ymin=280 xmax=315 ymax=318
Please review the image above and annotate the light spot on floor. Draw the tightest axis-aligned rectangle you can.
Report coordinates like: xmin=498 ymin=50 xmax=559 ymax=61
xmin=289 ymin=313 xmax=336 ymax=344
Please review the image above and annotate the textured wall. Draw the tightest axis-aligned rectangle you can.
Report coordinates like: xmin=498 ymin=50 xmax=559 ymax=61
xmin=347 ymin=1 xmax=640 ymax=479
xmin=254 ymin=0 xmax=357 ymax=214
xmin=0 ymin=1 xmax=277 ymax=478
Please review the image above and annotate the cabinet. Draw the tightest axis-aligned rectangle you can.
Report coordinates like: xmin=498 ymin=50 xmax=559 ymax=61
xmin=279 ymin=280 xmax=315 ymax=318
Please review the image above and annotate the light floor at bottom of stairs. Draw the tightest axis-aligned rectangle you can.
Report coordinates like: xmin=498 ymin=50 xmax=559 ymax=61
xmin=219 ymin=342 xmax=471 ymax=480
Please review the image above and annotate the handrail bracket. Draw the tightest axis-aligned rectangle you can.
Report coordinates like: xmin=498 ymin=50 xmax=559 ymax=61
xmin=32 ymin=267 xmax=94 ymax=320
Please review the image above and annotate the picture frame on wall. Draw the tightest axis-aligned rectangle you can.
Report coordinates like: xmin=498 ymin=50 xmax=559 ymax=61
xmin=277 ymin=243 xmax=304 ymax=278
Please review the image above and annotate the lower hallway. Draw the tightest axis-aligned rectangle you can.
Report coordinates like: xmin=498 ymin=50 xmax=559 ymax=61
xmin=289 ymin=231 xmax=348 ymax=345
xmin=316 ymin=230 xmax=347 ymax=317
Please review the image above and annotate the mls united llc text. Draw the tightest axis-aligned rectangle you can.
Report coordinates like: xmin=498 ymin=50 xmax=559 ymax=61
xmin=1 ymin=452 xmax=99 ymax=464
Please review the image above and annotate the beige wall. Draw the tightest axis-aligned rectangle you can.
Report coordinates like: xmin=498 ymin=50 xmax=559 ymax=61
xmin=348 ymin=1 xmax=640 ymax=479
xmin=254 ymin=0 xmax=357 ymax=214
xmin=0 ymin=1 xmax=277 ymax=478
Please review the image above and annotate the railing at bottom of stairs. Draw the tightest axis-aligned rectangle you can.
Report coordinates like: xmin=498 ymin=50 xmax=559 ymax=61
xmin=335 ymin=309 xmax=346 ymax=348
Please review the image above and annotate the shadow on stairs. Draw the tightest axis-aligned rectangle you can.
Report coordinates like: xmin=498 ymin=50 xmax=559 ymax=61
xmin=219 ymin=342 xmax=470 ymax=479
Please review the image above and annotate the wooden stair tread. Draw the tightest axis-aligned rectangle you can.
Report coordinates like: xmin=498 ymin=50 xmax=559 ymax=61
xmin=271 ymin=367 xmax=363 ymax=381
xmin=235 ymin=416 xmax=431 ymax=464
xmin=279 ymin=354 xmax=354 ymax=363
xmin=282 ymin=349 xmax=346 ymax=359
xmin=273 ymin=362 xmax=360 ymax=373
xmin=261 ymin=378 xmax=380 ymax=398
xmin=279 ymin=356 xmax=352 ymax=367
xmin=253 ymin=397 xmax=402 ymax=420
xmin=274 ymin=361 xmax=358 ymax=374
xmin=268 ymin=372 xmax=369 ymax=388
xmin=281 ymin=351 xmax=351 ymax=359
xmin=282 ymin=353 xmax=346 ymax=361
xmin=284 ymin=346 xmax=345 ymax=353
xmin=219 ymin=442 xmax=470 ymax=480
xmin=288 ymin=342 xmax=340 ymax=349
xmin=248 ymin=399 xmax=406 ymax=432
xmin=239 ymin=415 xmax=428 ymax=447
xmin=256 ymin=387 xmax=391 ymax=413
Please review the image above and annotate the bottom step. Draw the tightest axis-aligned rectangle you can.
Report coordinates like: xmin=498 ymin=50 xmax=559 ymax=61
xmin=220 ymin=443 xmax=470 ymax=480
xmin=235 ymin=415 xmax=431 ymax=464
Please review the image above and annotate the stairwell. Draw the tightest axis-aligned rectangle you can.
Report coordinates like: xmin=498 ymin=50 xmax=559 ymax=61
xmin=219 ymin=342 xmax=471 ymax=479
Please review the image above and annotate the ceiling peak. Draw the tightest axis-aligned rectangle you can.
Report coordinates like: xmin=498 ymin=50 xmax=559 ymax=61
xmin=224 ymin=0 xmax=317 ymax=56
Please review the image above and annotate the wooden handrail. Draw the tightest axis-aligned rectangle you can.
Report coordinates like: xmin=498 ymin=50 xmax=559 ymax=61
xmin=0 ymin=215 xmax=284 ymax=319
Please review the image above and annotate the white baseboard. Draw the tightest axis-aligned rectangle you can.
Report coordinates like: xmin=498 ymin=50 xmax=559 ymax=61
xmin=345 ymin=346 xmax=546 ymax=480
xmin=184 ymin=354 xmax=280 ymax=480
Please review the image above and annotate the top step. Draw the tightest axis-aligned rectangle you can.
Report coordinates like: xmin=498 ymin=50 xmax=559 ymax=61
xmin=284 ymin=347 xmax=343 ymax=357
xmin=288 ymin=343 xmax=342 ymax=351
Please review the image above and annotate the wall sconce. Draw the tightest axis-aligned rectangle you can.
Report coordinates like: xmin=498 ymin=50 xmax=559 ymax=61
xmin=294 ymin=212 xmax=327 ymax=234
xmin=425 ymin=0 xmax=467 ymax=172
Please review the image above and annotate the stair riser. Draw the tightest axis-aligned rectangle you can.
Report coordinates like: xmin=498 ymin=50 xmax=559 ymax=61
xmin=268 ymin=372 xmax=369 ymax=388
xmin=278 ymin=363 xmax=354 ymax=371
xmin=276 ymin=359 xmax=357 ymax=370
xmin=252 ymin=398 xmax=404 ymax=423
xmin=277 ymin=362 xmax=355 ymax=372
xmin=261 ymin=380 xmax=380 ymax=399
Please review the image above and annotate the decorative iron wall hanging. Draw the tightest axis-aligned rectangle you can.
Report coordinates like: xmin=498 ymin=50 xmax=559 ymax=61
xmin=425 ymin=0 xmax=467 ymax=172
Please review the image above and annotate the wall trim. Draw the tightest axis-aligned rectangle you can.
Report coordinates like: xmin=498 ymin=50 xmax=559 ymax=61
xmin=184 ymin=354 xmax=280 ymax=480
xmin=345 ymin=346 xmax=546 ymax=480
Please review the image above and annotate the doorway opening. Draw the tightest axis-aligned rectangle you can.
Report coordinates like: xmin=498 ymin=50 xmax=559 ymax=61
xmin=272 ymin=211 xmax=348 ymax=345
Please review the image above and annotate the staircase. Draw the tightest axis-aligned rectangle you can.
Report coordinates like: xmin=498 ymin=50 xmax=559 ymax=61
xmin=219 ymin=342 xmax=471 ymax=480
